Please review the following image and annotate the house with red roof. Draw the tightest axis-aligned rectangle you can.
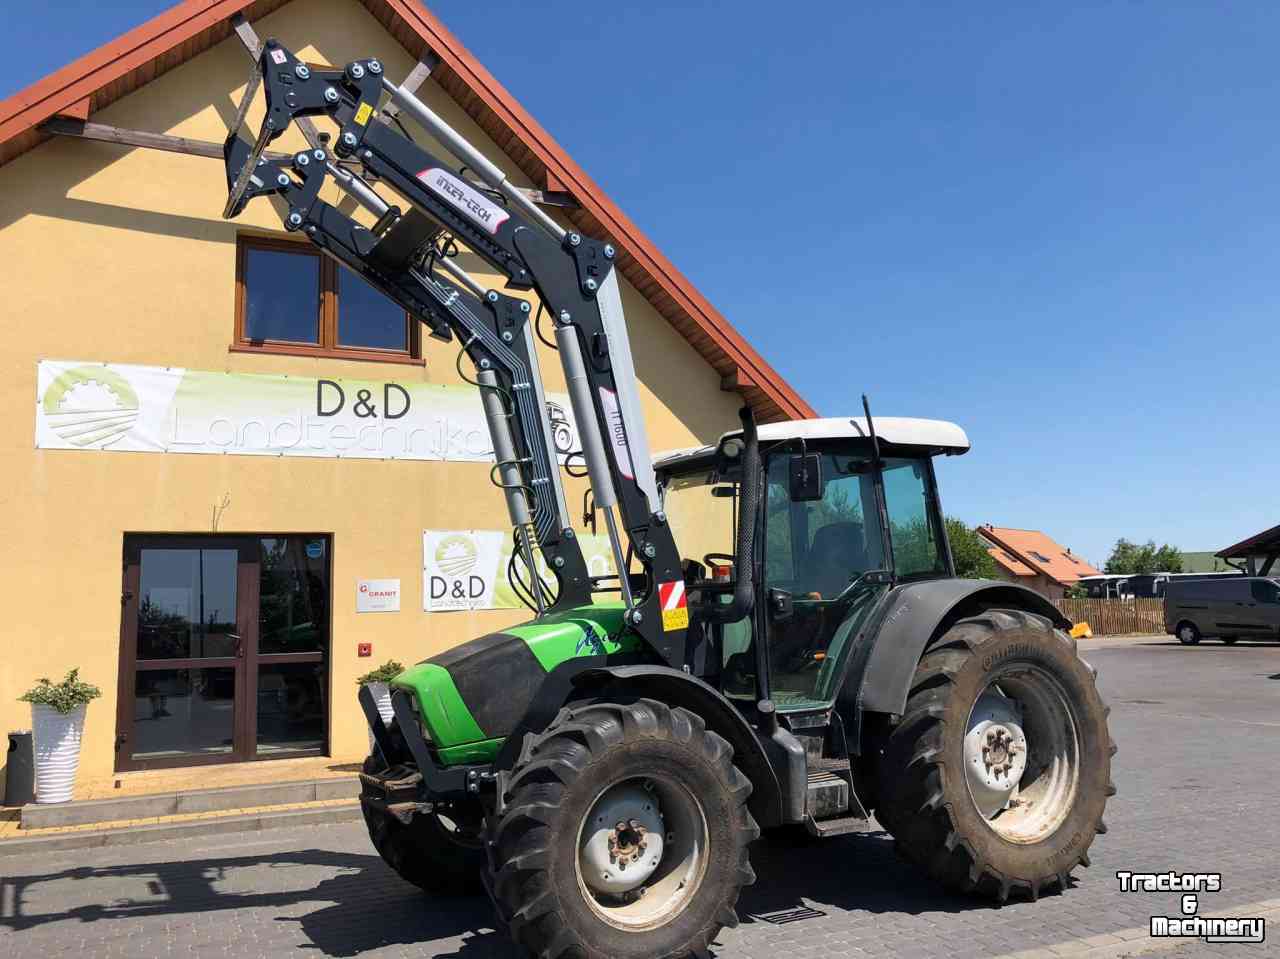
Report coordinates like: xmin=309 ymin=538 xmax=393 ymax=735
xmin=978 ymin=525 xmax=1101 ymax=600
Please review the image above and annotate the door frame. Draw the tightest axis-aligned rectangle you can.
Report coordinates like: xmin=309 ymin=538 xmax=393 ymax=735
xmin=115 ymin=533 xmax=330 ymax=772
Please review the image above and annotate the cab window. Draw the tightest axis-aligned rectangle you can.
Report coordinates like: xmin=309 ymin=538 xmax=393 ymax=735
xmin=882 ymin=458 xmax=947 ymax=580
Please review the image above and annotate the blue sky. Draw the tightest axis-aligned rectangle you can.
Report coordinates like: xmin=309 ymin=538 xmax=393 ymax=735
xmin=6 ymin=1 xmax=1279 ymax=566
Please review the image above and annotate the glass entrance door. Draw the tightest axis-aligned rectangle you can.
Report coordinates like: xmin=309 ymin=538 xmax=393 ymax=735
xmin=116 ymin=535 xmax=330 ymax=770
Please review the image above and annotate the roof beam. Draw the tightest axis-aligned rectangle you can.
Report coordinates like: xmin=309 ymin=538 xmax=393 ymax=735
xmin=43 ymin=116 xmax=283 ymax=161
xmin=40 ymin=117 xmax=579 ymax=210
xmin=381 ymin=54 xmax=439 ymax=123
xmin=720 ymin=367 xmax=757 ymax=392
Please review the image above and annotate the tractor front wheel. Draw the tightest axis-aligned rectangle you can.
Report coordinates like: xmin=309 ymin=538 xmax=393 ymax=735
xmin=487 ymin=699 xmax=758 ymax=959
xmin=360 ymin=754 xmax=485 ymax=894
xmin=875 ymin=610 xmax=1116 ymax=902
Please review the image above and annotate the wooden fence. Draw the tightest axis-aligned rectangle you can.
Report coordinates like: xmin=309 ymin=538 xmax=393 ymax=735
xmin=1054 ymin=597 xmax=1165 ymax=636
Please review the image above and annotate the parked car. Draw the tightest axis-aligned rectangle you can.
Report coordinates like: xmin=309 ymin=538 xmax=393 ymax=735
xmin=1164 ymin=576 xmax=1280 ymax=644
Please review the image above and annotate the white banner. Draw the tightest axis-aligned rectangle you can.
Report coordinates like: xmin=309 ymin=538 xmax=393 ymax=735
xmin=423 ymin=529 xmax=619 ymax=612
xmin=34 ymin=360 xmax=581 ymax=463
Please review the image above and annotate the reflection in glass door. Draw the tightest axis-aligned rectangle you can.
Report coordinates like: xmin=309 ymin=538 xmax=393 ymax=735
xmin=117 ymin=535 xmax=330 ymax=771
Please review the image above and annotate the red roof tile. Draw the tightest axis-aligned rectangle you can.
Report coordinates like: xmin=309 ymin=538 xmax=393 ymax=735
xmin=987 ymin=547 xmax=1036 ymax=577
xmin=979 ymin=526 xmax=1100 ymax=585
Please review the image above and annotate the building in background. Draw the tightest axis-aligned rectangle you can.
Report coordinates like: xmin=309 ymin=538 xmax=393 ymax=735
xmin=1216 ymin=524 xmax=1280 ymax=576
xmin=978 ymin=525 xmax=1101 ymax=600
xmin=1178 ymin=551 xmax=1237 ymax=574
xmin=0 ymin=0 xmax=813 ymax=798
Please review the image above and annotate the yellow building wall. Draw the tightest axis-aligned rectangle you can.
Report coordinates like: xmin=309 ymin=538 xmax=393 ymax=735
xmin=0 ymin=0 xmax=744 ymax=796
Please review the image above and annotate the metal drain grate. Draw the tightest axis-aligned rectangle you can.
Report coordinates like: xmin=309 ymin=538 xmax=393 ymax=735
xmin=748 ymin=905 xmax=827 ymax=925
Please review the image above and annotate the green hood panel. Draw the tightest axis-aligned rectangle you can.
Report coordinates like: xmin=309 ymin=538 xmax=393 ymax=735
xmin=390 ymin=602 xmax=641 ymax=763
xmin=504 ymin=603 xmax=633 ymax=670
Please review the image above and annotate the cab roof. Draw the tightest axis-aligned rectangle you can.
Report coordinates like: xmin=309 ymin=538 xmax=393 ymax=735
xmin=654 ymin=416 xmax=970 ymax=473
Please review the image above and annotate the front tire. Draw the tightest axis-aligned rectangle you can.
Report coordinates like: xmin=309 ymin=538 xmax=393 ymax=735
xmin=1177 ymin=622 xmax=1201 ymax=645
xmin=360 ymin=754 xmax=485 ymax=894
xmin=875 ymin=610 xmax=1116 ymax=902
xmin=487 ymin=699 xmax=758 ymax=959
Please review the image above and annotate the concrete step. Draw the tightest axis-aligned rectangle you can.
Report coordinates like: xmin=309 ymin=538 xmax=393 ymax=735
xmin=0 ymin=799 xmax=362 ymax=857
xmin=19 ymin=776 xmax=359 ymax=830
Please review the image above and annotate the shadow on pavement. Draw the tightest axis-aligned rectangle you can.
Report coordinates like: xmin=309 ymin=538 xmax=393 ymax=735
xmin=0 ymin=847 xmax=517 ymax=957
xmin=1 ymin=831 xmax=1013 ymax=957
xmin=734 ymin=829 xmax=1026 ymax=926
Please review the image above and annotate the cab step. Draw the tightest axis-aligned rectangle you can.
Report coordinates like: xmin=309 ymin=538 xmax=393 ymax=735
xmin=803 ymin=813 xmax=875 ymax=838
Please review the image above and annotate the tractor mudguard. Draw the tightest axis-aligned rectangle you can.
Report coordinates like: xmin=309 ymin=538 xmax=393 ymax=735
xmin=849 ymin=579 xmax=1071 ymax=718
xmin=569 ymin=665 xmax=795 ymax=829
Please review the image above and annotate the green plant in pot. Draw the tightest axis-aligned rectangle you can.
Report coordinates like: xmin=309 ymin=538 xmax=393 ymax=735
xmin=357 ymin=661 xmax=404 ymax=750
xmin=19 ymin=669 xmax=102 ymax=804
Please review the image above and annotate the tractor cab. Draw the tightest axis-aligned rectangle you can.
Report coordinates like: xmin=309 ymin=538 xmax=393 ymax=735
xmin=656 ymin=417 xmax=970 ymax=714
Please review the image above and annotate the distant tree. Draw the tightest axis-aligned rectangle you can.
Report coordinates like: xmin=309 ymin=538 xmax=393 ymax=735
xmin=1153 ymin=544 xmax=1183 ymax=573
xmin=1105 ymin=538 xmax=1183 ymax=574
xmin=946 ymin=518 xmax=998 ymax=579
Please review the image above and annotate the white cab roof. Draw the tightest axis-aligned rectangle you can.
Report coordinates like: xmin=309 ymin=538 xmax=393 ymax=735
xmin=653 ymin=416 xmax=970 ymax=472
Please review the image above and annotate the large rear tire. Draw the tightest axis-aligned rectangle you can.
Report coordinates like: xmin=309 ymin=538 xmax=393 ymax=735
xmin=874 ymin=610 xmax=1116 ymax=902
xmin=360 ymin=754 xmax=485 ymax=894
xmin=487 ymin=699 xmax=758 ymax=959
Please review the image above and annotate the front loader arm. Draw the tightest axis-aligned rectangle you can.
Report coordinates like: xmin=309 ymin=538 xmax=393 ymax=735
xmin=224 ymin=40 xmax=690 ymax=665
xmin=226 ymin=133 xmax=591 ymax=607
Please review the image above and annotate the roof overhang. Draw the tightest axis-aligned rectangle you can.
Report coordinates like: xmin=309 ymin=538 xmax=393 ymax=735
xmin=1217 ymin=523 xmax=1280 ymax=560
xmin=0 ymin=0 xmax=816 ymax=425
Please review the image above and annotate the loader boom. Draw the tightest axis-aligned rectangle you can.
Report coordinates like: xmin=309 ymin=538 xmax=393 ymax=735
xmin=222 ymin=39 xmax=691 ymax=664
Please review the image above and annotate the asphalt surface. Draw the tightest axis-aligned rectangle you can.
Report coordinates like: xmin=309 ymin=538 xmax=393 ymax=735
xmin=3 ymin=636 xmax=1278 ymax=958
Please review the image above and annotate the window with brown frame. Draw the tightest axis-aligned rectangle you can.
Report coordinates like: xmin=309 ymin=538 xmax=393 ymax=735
xmin=233 ymin=235 xmax=422 ymax=364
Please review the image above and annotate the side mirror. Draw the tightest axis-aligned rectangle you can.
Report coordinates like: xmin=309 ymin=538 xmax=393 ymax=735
xmin=788 ymin=453 xmax=824 ymax=502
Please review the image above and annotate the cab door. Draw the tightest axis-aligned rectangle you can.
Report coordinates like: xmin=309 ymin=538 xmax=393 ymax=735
xmin=761 ymin=450 xmax=887 ymax=710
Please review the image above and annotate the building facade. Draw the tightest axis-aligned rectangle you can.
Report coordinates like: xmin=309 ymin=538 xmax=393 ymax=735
xmin=0 ymin=0 xmax=812 ymax=797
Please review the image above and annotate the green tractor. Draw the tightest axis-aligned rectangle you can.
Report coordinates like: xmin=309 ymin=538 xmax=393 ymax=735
xmin=217 ymin=38 xmax=1116 ymax=959
xmin=362 ymin=416 xmax=1115 ymax=958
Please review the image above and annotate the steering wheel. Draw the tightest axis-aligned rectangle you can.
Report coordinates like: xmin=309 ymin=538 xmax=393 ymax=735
xmin=703 ymin=552 xmax=736 ymax=569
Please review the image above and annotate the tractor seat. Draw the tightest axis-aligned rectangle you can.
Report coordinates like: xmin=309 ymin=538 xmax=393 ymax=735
xmin=807 ymin=522 xmax=868 ymax=599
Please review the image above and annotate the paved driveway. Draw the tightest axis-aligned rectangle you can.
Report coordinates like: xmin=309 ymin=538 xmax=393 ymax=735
xmin=3 ymin=637 xmax=1278 ymax=958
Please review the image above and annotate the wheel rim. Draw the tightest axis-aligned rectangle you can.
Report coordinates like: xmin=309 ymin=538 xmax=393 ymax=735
xmin=1180 ymin=625 xmax=1197 ymax=644
xmin=574 ymin=775 xmax=708 ymax=930
xmin=963 ymin=664 xmax=1080 ymax=844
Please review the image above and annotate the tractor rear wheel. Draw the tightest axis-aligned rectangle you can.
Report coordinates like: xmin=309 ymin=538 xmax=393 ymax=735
xmin=874 ymin=610 xmax=1116 ymax=902
xmin=360 ymin=754 xmax=485 ymax=894
xmin=487 ymin=699 xmax=758 ymax=959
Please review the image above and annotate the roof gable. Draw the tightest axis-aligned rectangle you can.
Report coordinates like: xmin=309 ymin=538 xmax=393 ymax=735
xmin=980 ymin=525 xmax=1100 ymax=585
xmin=0 ymin=0 xmax=814 ymax=424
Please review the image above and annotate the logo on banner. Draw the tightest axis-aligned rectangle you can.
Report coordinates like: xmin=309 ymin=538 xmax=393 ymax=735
xmin=40 ymin=365 xmax=140 ymax=448
xmin=424 ymin=531 xmax=499 ymax=610
xmin=658 ymin=580 xmax=688 ymax=632
xmin=435 ymin=535 xmax=479 ymax=577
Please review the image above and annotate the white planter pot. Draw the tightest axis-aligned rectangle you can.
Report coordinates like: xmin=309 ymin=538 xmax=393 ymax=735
xmin=31 ymin=703 xmax=87 ymax=804
xmin=365 ymin=682 xmax=395 ymax=753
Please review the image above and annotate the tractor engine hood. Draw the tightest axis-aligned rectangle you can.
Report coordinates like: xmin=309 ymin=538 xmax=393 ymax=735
xmin=389 ymin=603 xmax=639 ymax=764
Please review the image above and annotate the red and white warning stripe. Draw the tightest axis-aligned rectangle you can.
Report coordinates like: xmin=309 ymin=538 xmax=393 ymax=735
xmin=658 ymin=580 xmax=686 ymax=612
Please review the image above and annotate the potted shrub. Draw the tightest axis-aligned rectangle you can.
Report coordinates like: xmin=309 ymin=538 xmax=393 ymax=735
xmin=356 ymin=661 xmax=404 ymax=751
xmin=19 ymin=669 xmax=101 ymax=804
